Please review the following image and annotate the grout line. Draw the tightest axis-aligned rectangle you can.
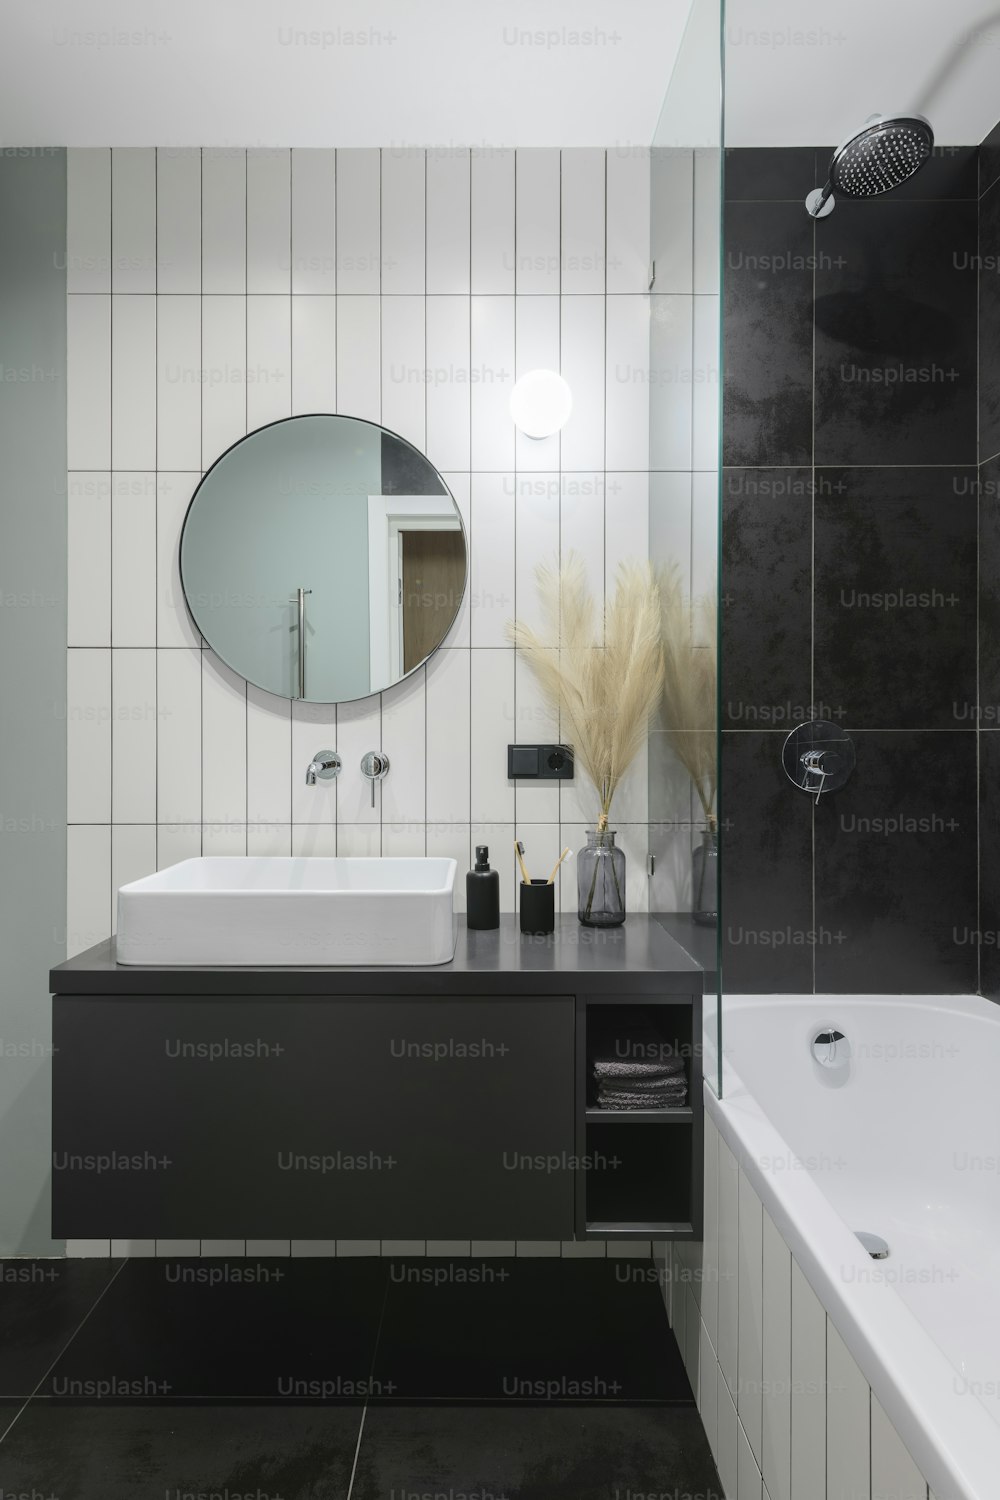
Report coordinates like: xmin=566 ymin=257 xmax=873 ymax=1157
xmin=0 ymin=1258 xmax=129 ymax=1448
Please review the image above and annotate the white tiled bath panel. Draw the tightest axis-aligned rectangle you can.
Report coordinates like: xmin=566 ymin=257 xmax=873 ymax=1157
xmin=63 ymin=145 xmax=715 ymax=935
xmin=657 ymin=1112 xmax=933 ymax=1500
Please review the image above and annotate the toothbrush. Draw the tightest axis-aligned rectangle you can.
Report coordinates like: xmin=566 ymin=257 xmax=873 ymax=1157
xmin=546 ymin=847 xmax=573 ymax=885
xmin=514 ymin=839 xmax=532 ymax=884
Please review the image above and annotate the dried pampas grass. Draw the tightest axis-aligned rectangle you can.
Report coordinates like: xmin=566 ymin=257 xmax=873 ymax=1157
xmin=507 ymin=554 xmax=664 ymax=828
xmin=657 ymin=565 xmax=717 ymax=828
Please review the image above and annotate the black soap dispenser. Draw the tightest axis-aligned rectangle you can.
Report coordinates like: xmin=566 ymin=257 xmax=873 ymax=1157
xmin=466 ymin=845 xmax=500 ymax=930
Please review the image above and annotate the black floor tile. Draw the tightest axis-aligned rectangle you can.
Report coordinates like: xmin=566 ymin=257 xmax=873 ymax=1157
xmin=39 ymin=1257 xmax=388 ymax=1402
xmin=371 ymin=1258 xmax=691 ymax=1404
xmin=0 ymin=1258 xmax=120 ymax=1400
xmin=352 ymin=1403 xmax=723 ymax=1500
xmin=0 ymin=1401 xmax=361 ymax=1499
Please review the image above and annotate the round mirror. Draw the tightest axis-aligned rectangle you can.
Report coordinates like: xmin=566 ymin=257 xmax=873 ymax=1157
xmin=180 ymin=415 xmax=466 ymax=703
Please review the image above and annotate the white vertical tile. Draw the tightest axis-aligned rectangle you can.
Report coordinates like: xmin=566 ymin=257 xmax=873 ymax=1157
xmin=111 ymin=148 xmax=155 ymax=292
xmin=560 ymin=295 xmax=605 ymax=472
xmin=200 ymin=1240 xmax=247 ymax=1256
xmin=201 ymin=296 xmax=247 ymax=465
xmin=738 ymin=1169 xmax=764 ymax=1465
xmin=560 ymin=472 xmax=603 ymax=615
xmin=247 ymin=149 xmax=291 ymax=293
xmin=381 ymin=670 xmax=426 ymax=825
xmin=336 ymin=148 xmax=380 ymax=293
xmin=66 ymin=825 xmax=111 ymax=956
xmin=157 ymin=473 xmax=200 ymax=648
xmin=426 ymin=648 xmax=470 ymax=823
xmin=291 ymin=148 xmax=336 ymax=293
xmin=871 ymin=1396 xmax=926 ymax=1500
xmin=699 ymin=1319 xmax=719 ymax=1464
xmin=382 ymin=822 xmax=425 ymax=856
xmin=67 ymin=296 xmax=111 ymax=469
xmin=561 ymin=149 xmax=605 ymax=294
xmin=717 ymin=1370 xmax=739 ymax=1500
xmin=702 ymin=1113 xmax=720 ymax=1351
xmin=470 ymin=649 xmax=515 ymax=824
xmin=426 ymin=296 xmax=470 ymax=472
xmin=381 ymin=295 xmax=426 ymax=449
xmin=202 ymin=148 xmax=246 ymax=294
xmin=68 ymin=473 xmax=111 ymax=646
xmin=426 ymin=149 xmax=470 ymax=294
xmin=292 ymin=825 xmax=338 ymax=856
xmin=247 ymin=685 xmax=291 ymax=824
xmin=111 ymin=473 xmax=156 ymax=645
xmin=291 ymin=699 xmax=337 ymax=826
xmin=111 ymin=295 xmax=156 ymax=469
xmin=514 ymin=295 xmax=560 ymax=471
xmin=156 ymin=822 xmax=202 ymax=868
xmin=65 ymin=1240 xmax=112 ymax=1258
xmin=248 ymin=823 xmax=291 ymax=856
xmin=606 ymin=146 xmax=650 ymax=293
xmin=112 ymin=649 xmax=156 ymax=823
xmin=827 ymin=1320 xmax=871 ymax=1500
xmin=515 ymin=149 xmax=560 ymax=294
xmin=791 ymin=1259 xmax=827 ymax=1500
xmin=155 ymin=1239 xmax=201 ymax=1256
xmin=649 ymin=294 xmax=694 ymax=471
xmin=427 ymin=823 xmax=471 ymax=912
xmin=470 ymin=296 xmax=515 ymax=471
xmin=470 ymin=473 xmax=515 ymax=649
xmin=514 ymin=473 xmax=559 ymax=636
xmin=471 ymin=147 xmax=514 ymax=294
xmin=606 ymin=294 xmax=650 ymax=470
xmin=694 ymin=148 xmax=722 ymax=296
xmin=692 ymin=470 xmax=719 ymax=622
xmin=202 ymin=819 xmax=247 ymax=856
xmin=111 ymin=825 xmax=157 ymax=926
xmin=157 ymin=294 xmax=201 ymax=469
xmin=67 ymin=649 xmax=111 ymax=824
xmin=336 ymin=295 xmax=380 ymax=423
xmin=111 ymin=1239 xmax=157 ymax=1257
xmin=247 ymin=295 xmax=291 ymax=429
xmin=157 ymin=648 xmax=201 ymax=824
xmin=761 ymin=1209 xmax=792 ymax=1500
xmin=337 ymin=825 xmax=381 ymax=856
xmin=67 ymin=148 xmax=110 ymax=292
xmin=605 ymin=472 xmax=649 ymax=582
xmin=514 ymin=1241 xmax=560 ymax=1258
xmin=440 ymin=473 xmax=471 ymax=649
xmin=716 ymin=1134 xmax=739 ymax=1398
xmin=738 ymin=1422 xmax=763 ymax=1500
xmin=202 ymin=652 xmax=247 ymax=831
xmin=693 ymin=294 xmax=721 ymax=470
xmin=334 ymin=695 xmax=381 ymax=824
xmin=292 ymin=296 xmax=337 ymax=415
xmin=381 ymin=148 xmax=425 ymax=294
xmin=651 ymin=150 xmax=693 ymax=294
xmin=512 ymin=653 xmax=559 ymax=824
xmin=156 ymin=148 xmax=201 ymax=293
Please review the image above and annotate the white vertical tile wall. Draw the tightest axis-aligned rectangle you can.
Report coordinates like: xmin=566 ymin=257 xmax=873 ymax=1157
xmin=64 ymin=149 xmax=685 ymax=1264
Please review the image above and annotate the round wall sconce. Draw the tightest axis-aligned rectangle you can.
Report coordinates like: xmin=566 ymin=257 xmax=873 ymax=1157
xmin=509 ymin=369 xmax=573 ymax=439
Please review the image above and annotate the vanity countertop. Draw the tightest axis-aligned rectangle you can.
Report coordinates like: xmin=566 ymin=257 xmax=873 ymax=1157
xmin=51 ymin=915 xmax=702 ymax=997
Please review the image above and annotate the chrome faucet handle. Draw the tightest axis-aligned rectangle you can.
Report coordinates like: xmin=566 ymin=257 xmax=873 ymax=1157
xmin=799 ymin=749 xmax=829 ymax=800
xmin=360 ymin=751 xmax=390 ymax=807
xmin=305 ymin=749 xmax=341 ymax=786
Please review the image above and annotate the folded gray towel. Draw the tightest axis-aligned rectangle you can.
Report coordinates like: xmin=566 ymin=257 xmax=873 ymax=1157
xmin=592 ymin=1053 xmax=685 ymax=1081
xmin=601 ymin=1071 xmax=687 ymax=1093
xmin=596 ymin=1092 xmax=689 ymax=1111
xmin=597 ymin=1077 xmax=688 ymax=1108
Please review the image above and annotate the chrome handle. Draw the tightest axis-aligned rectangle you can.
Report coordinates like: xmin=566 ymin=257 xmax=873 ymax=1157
xmin=292 ymin=587 xmax=312 ymax=699
xmin=800 ymin=749 xmax=829 ymax=800
xmin=360 ymin=751 xmax=390 ymax=807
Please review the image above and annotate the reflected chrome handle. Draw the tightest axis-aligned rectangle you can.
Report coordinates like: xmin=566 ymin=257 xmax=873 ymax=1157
xmin=360 ymin=751 xmax=390 ymax=807
xmin=292 ymin=588 xmax=312 ymax=699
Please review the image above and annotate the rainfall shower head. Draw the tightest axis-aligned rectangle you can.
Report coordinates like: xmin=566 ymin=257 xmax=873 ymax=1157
xmin=805 ymin=114 xmax=934 ymax=218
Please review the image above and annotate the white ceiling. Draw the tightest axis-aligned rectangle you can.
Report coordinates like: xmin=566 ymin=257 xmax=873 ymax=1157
xmin=1 ymin=0 xmax=998 ymax=151
xmin=0 ymin=0 xmax=694 ymax=147
xmin=724 ymin=0 xmax=1000 ymax=146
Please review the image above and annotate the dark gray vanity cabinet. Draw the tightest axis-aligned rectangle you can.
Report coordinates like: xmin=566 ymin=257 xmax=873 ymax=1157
xmin=51 ymin=917 xmax=704 ymax=1243
xmin=52 ymin=995 xmax=575 ymax=1241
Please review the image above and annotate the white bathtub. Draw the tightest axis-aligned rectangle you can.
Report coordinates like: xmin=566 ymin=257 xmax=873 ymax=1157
xmin=689 ymin=993 xmax=1000 ymax=1500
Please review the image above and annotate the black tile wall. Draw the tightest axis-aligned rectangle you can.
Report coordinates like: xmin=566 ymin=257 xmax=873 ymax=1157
xmin=980 ymin=152 xmax=1000 ymax=999
xmin=980 ymin=732 xmax=1000 ymax=997
xmin=979 ymin=183 xmax=1000 ymax=462
xmin=721 ymin=146 xmax=982 ymax=995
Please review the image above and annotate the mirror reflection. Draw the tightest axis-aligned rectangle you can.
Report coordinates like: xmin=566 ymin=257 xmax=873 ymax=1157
xmin=180 ymin=415 xmax=466 ymax=702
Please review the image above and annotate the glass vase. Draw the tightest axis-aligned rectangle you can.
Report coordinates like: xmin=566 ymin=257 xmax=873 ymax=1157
xmin=577 ymin=829 xmax=626 ymax=927
xmin=692 ymin=828 xmax=718 ymax=927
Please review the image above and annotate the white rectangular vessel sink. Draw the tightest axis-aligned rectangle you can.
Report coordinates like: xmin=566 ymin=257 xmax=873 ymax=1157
xmin=116 ymin=856 xmax=458 ymax=967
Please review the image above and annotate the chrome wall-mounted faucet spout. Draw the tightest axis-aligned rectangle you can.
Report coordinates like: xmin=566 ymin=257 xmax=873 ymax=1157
xmin=305 ymin=750 xmax=341 ymax=785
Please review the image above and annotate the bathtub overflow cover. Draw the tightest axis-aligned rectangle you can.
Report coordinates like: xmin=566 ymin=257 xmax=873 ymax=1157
xmin=855 ymin=1231 xmax=890 ymax=1260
